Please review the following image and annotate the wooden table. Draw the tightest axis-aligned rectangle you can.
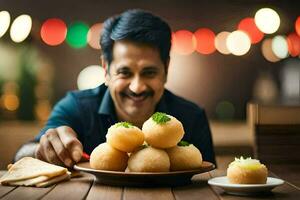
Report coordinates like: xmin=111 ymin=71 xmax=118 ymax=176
xmin=1 ymin=167 xmax=300 ymax=200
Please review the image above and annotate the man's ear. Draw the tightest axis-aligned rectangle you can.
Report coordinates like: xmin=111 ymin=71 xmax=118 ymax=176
xmin=101 ymin=56 xmax=109 ymax=86
xmin=164 ymin=59 xmax=170 ymax=83
xmin=101 ymin=56 xmax=108 ymax=76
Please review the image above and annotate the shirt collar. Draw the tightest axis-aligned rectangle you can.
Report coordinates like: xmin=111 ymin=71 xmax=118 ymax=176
xmin=155 ymin=90 xmax=168 ymax=113
xmin=98 ymin=88 xmax=116 ymax=117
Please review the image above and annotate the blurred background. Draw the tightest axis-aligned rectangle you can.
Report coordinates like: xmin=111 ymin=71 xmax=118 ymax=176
xmin=0 ymin=0 xmax=299 ymax=121
xmin=0 ymin=0 xmax=299 ymax=168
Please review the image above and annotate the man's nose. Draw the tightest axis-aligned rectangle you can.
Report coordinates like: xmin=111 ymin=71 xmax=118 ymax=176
xmin=129 ymin=76 xmax=147 ymax=94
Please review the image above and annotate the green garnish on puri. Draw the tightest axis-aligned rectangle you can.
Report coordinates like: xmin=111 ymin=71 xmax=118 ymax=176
xmin=151 ymin=112 xmax=171 ymax=124
xmin=115 ymin=122 xmax=133 ymax=128
xmin=178 ymin=141 xmax=190 ymax=146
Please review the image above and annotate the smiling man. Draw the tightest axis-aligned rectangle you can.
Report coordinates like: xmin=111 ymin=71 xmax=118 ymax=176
xmin=14 ymin=9 xmax=216 ymax=167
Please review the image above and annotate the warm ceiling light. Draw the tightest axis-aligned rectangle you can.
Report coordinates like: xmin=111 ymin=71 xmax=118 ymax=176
xmin=261 ymin=38 xmax=280 ymax=62
xmin=77 ymin=65 xmax=105 ymax=90
xmin=287 ymin=33 xmax=300 ymax=57
xmin=238 ymin=17 xmax=264 ymax=44
xmin=194 ymin=28 xmax=216 ymax=54
xmin=0 ymin=11 xmax=11 ymax=38
xmin=254 ymin=8 xmax=280 ymax=34
xmin=226 ymin=31 xmax=251 ymax=56
xmin=215 ymin=31 xmax=231 ymax=55
xmin=41 ymin=18 xmax=67 ymax=46
xmin=10 ymin=14 xmax=32 ymax=43
xmin=272 ymin=35 xmax=288 ymax=59
xmin=87 ymin=23 xmax=102 ymax=49
xmin=171 ymin=30 xmax=196 ymax=55
xmin=295 ymin=16 xmax=300 ymax=37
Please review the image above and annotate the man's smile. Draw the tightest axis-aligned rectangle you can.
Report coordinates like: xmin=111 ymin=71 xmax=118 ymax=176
xmin=121 ymin=91 xmax=153 ymax=104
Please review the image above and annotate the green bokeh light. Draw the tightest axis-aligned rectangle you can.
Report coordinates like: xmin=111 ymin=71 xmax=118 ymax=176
xmin=66 ymin=22 xmax=89 ymax=48
xmin=215 ymin=101 xmax=235 ymax=120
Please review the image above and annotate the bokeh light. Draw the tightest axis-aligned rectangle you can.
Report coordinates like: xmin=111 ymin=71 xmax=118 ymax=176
xmin=226 ymin=31 xmax=251 ymax=56
xmin=171 ymin=30 xmax=196 ymax=55
xmin=254 ymin=8 xmax=280 ymax=34
xmin=87 ymin=23 xmax=102 ymax=49
xmin=1 ymin=94 xmax=19 ymax=111
xmin=35 ymin=100 xmax=51 ymax=121
xmin=10 ymin=14 xmax=32 ymax=43
xmin=194 ymin=28 xmax=216 ymax=54
xmin=296 ymin=16 xmax=300 ymax=37
xmin=41 ymin=18 xmax=67 ymax=46
xmin=215 ymin=31 xmax=231 ymax=55
xmin=261 ymin=38 xmax=280 ymax=62
xmin=253 ymin=72 xmax=279 ymax=103
xmin=272 ymin=35 xmax=288 ymax=59
xmin=238 ymin=17 xmax=264 ymax=44
xmin=77 ymin=65 xmax=105 ymax=90
xmin=280 ymin=59 xmax=300 ymax=100
xmin=215 ymin=101 xmax=235 ymax=120
xmin=0 ymin=11 xmax=11 ymax=38
xmin=287 ymin=33 xmax=300 ymax=57
xmin=66 ymin=21 xmax=89 ymax=48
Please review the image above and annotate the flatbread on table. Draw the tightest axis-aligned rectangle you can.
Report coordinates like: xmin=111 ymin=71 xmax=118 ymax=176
xmin=0 ymin=157 xmax=68 ymax=185
xmin=7 ymin=172 xmax=71 ymax=187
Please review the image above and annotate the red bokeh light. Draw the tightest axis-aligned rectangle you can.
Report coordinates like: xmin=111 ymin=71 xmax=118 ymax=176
xmin=287 ymin=32 xmax=300 ymax=57
xmin=296 ymin=16 xmax=300 ymax=37
xmin=194 ymin=28 xmax=216 ymax=54
xmin=41 ymin=18 xmax=67 ymax=46
xmin=238 ymin=17 xmax=264 ymax=44
xmin=171 ymin=30 xmax=196 ymax=55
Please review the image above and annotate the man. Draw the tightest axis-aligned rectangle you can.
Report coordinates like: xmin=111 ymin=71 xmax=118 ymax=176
xmin=14 ymin=9 xmax=216 ymax=167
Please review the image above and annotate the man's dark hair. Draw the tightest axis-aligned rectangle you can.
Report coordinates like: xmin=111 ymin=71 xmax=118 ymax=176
xmin=100 ymin=9 xmax=172 ymax=68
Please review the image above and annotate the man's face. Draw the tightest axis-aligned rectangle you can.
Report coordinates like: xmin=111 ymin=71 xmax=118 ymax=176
xmin=104 ymin=40 xmax=168 ymax=122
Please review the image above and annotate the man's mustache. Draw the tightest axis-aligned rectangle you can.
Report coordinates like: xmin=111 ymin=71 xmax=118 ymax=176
xmin=122 ymin=90 xmax=154 ymax=97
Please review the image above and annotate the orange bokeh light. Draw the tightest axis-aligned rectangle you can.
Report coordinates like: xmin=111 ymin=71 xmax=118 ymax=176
xmin=194 ymin=28 xmax=216 ymax=54
xmin=238 ymin=17 xmax=264 ymax=44
xmin=87 ymin=23 xmax=102 ymax=49
xmin=261 ymin=38 xmax=280 ymax=62
xmin=2 ymin=94 xmax=19 ymax=111
xmin=287 ymin=32 xmax=300 ymax=57
xmin=171 ymin=30 xmax=196 ymax=55
xmin=296 ymin=16 xmax=300 ymax=37
xmin=41 ymin=18 xmax=67 ymax=46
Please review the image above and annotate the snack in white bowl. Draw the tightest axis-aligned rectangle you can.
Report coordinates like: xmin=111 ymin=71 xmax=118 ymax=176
xmin=227 ymin=157 xmax=268 ymax=184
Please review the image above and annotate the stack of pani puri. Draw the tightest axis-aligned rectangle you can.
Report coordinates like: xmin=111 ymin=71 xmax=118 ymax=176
xmin=90 ymin=112 xmax=203 ymax=172
xmin=90 ymin=122 xmax=144 ymax=171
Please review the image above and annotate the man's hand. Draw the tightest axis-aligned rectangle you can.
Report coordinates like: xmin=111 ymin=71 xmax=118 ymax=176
xmin=35 ymin=126 xmax=83 ymax=167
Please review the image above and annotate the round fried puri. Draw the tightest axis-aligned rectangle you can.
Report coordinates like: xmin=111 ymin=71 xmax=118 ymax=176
xmin=227 ymin=157 xmax=268 ymax=184
xmin=167 ymin=143 xmax=202 ymax=171
xmin=142 ymin=112 xmax=184 ymax=148
xmin=106 ymin=122 xmax=144 ymax=153
xmin=90 ymin=143 xmax=128 ymax=171
xmin=128 ymin=146 xmax=170 ymax=172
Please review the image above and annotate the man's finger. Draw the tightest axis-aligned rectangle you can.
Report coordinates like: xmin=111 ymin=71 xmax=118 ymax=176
xmin=47 ymin=130 xmax=74 ymax=167
xmin=56 ymin=126 xmax=83 ymax=162
xmin=40 ymin=132 xmax=64 ymax=166
xmin=35 ymin=144 xmax=46 ymax=161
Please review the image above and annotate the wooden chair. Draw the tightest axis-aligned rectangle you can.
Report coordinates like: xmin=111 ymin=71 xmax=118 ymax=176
xmin=247 ymin=102 xmax=300 ymax=165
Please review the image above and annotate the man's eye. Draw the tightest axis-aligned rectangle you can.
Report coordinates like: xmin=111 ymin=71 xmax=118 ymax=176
xmin=143 ymin=70 xmax=157 ymax=77
xmin=117 ymin=70 xmax=132 ymax=77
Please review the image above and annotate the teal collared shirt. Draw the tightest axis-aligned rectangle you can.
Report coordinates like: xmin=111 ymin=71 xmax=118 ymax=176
xmin=35 ymin=84 xmax=215 ymax=164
